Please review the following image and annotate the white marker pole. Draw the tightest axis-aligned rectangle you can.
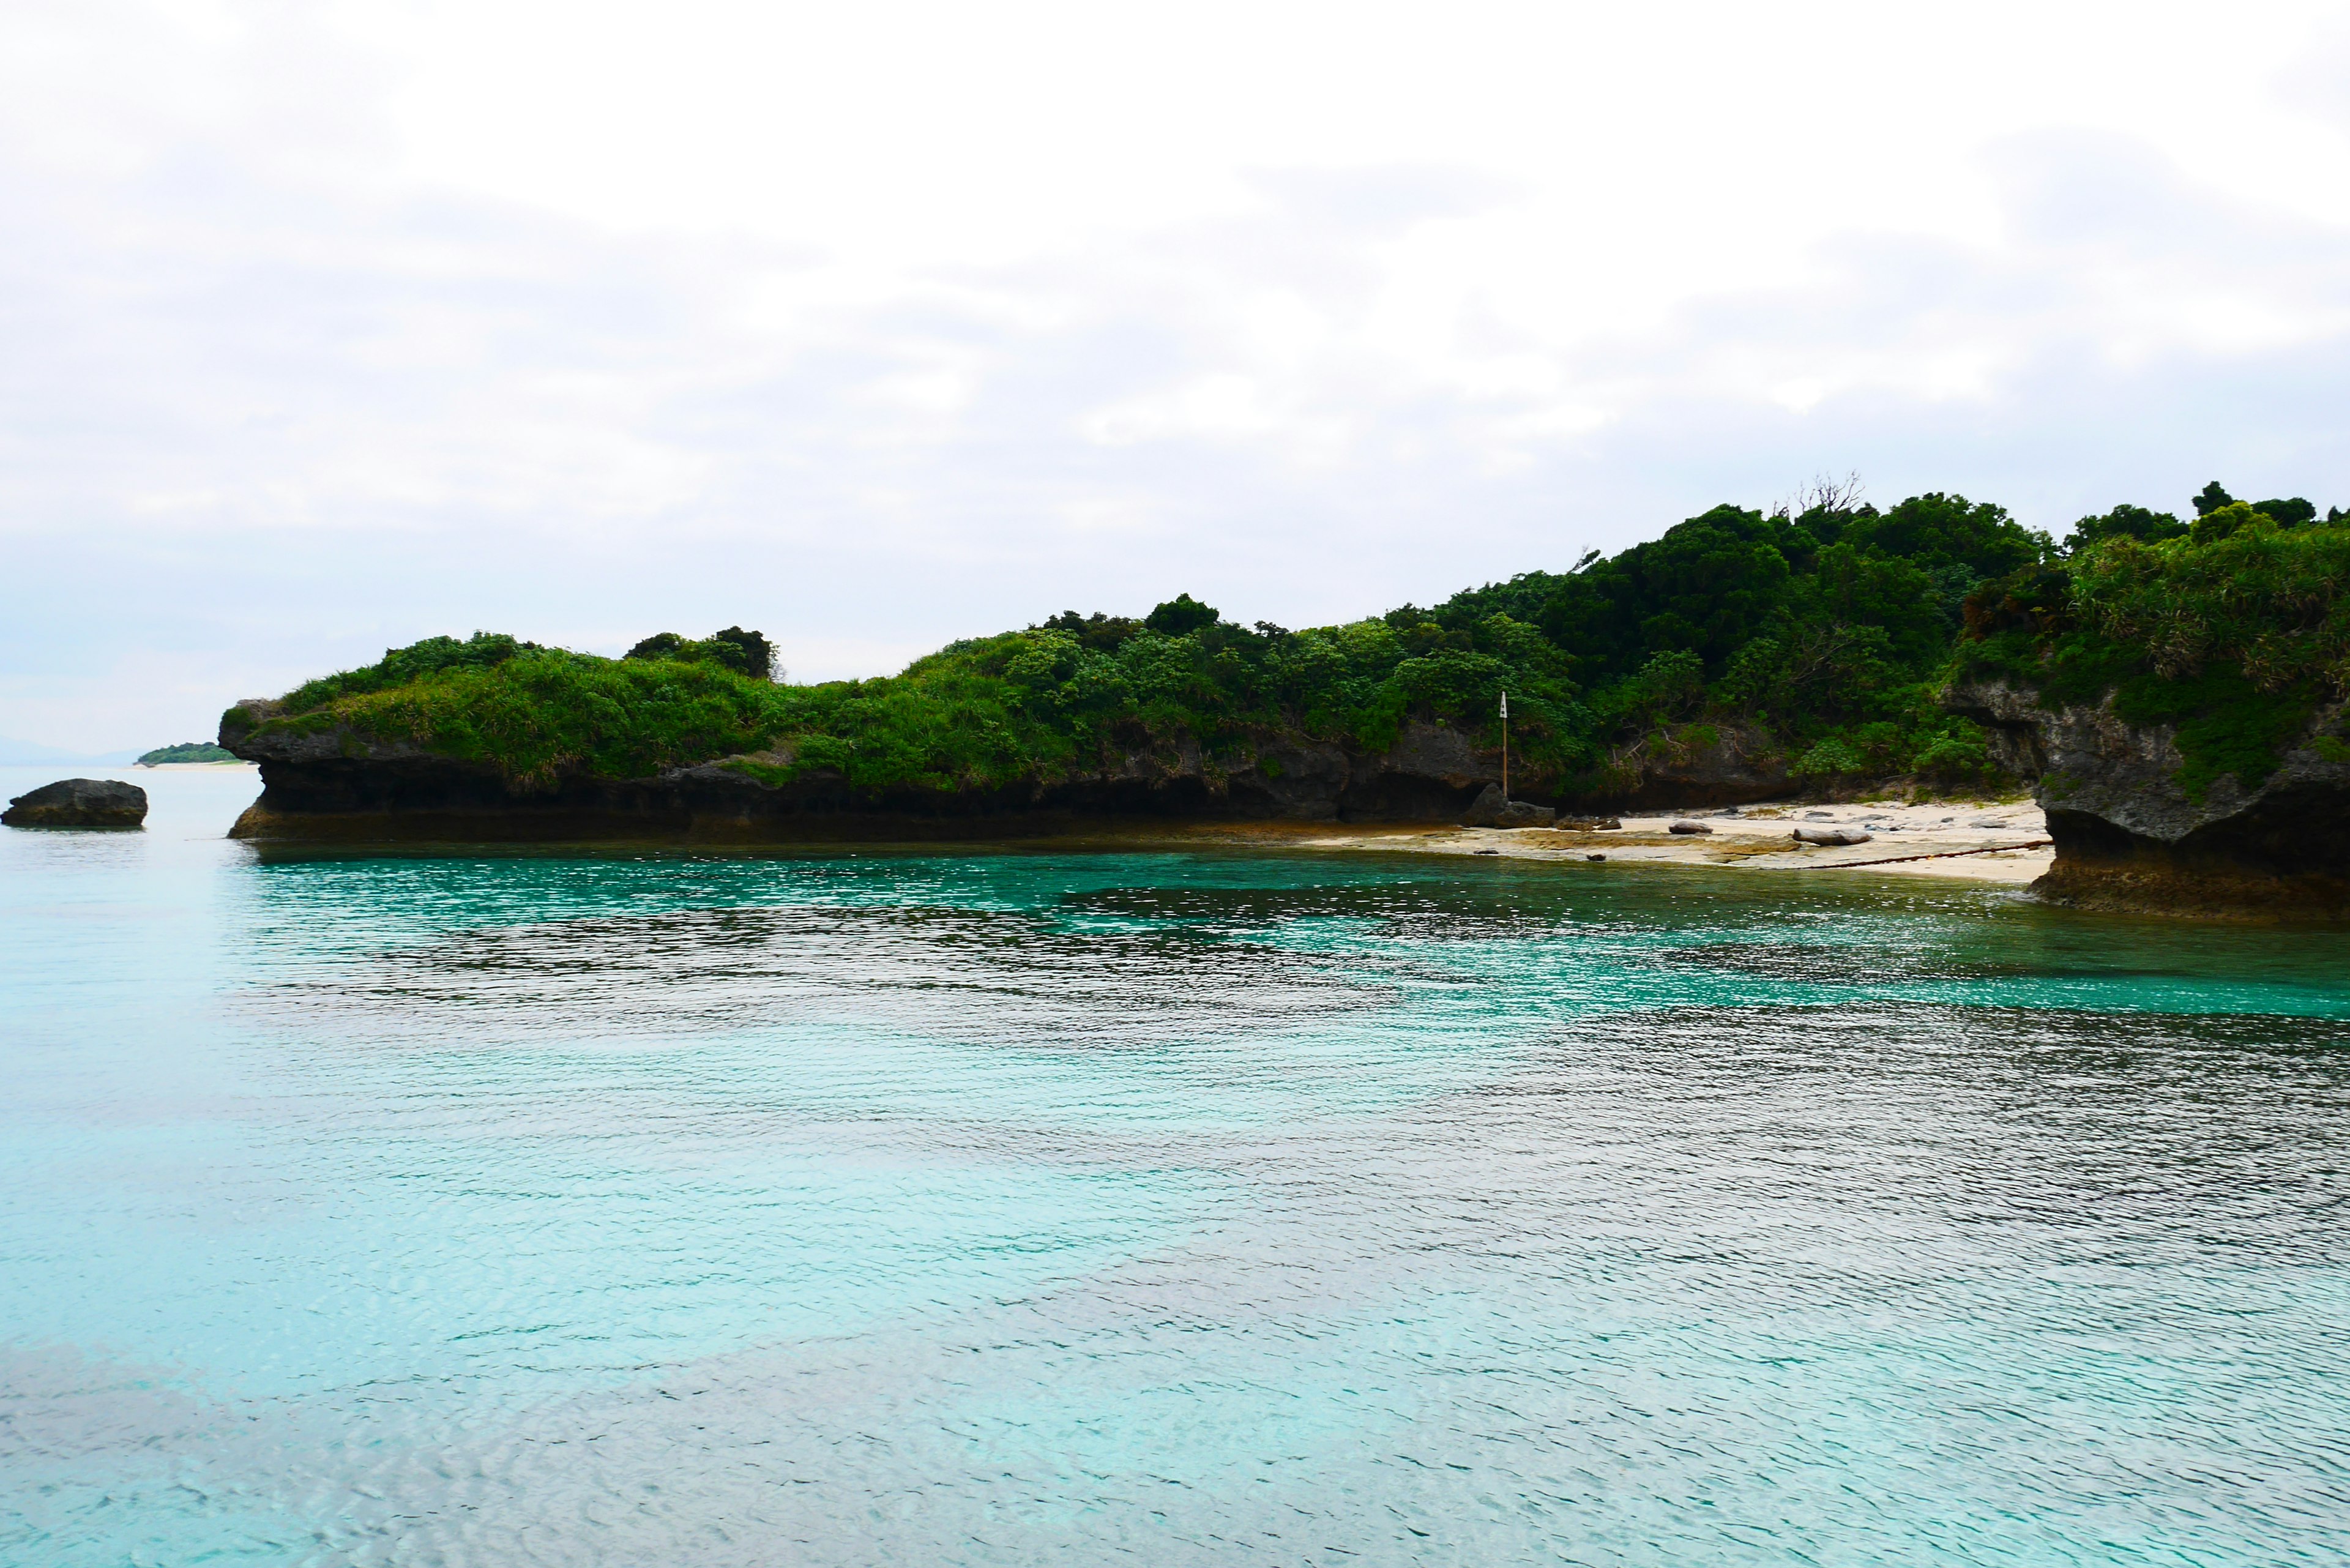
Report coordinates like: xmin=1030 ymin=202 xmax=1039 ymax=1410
xmin=1499 ymin=690 xmax=1509 ymax=802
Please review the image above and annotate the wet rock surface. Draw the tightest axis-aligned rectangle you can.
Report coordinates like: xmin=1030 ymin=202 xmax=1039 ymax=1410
xmin=4 ymin=778 xmax=147 ymax=827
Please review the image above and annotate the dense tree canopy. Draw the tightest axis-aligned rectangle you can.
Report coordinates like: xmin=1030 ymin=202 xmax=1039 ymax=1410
xmin=1963 ymin=492 xmax=2350 ymax=799
xmin=242 ymin=480 xmax=2343 ymax=801
xmin=625 ymin=626 xmax=777 ymax=679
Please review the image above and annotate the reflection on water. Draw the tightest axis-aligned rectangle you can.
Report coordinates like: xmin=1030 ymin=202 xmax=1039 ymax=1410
xmin=4 ymin=770 xmax=2349 ymax=1566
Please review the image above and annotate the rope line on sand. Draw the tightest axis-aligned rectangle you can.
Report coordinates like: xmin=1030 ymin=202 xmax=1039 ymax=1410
xmin=1815 ymin=838 xmax=2053 ymax=869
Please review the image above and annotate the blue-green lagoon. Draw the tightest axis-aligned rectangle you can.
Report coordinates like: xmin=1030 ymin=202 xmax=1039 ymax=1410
xmin=5 ymin=766 xmax=2348 ymax=1566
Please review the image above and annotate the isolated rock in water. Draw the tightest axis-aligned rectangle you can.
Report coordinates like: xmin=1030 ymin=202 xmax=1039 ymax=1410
xmin=1586 ymin=853 xmax=1606 ymax=861
xmin=1791 ymin=825 xmax=1872 ymax=846
xmin=1668 ymin=819 xmax=1714 ymax=835
xmin=3 ymin=778 xmax=147 ymax=827
xmin=1461 ymin=784 xmax=1556 ymax=829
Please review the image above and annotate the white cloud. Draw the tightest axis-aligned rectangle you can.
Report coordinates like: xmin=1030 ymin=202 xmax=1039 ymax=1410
xmin=2 ymin=0 xmax=2349 ymax=749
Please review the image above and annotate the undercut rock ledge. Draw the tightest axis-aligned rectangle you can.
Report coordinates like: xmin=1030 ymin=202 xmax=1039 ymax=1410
xmin=1944 ymin=676 xmax=2350 ymax=917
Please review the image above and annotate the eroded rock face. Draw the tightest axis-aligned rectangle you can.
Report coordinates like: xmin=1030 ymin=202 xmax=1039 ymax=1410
xmin=4 ymin=778 xmax=147 ymax=827
xmin=1945 ymin=676 xmax=2350 ymax=915
xmin=218 ymin=711 xmax=1523 ymax=840
xmin=1613 ymin=723 xmax=1792 ymax=810
xmin=210 ymin=702 xmax=1830 ymax=845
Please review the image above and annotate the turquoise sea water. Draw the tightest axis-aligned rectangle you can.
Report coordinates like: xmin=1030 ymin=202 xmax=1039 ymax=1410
xmin=5 ymin=766 xmax=2349 ymax=1567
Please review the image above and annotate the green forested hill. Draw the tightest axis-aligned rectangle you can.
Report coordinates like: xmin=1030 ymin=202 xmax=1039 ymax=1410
xmin=225 ymin=483 xmax=2346 ymax=801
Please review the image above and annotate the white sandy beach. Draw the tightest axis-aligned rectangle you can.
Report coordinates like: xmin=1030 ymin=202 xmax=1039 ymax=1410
xmin=1285 ymin=797 xmax=2055 ymax=885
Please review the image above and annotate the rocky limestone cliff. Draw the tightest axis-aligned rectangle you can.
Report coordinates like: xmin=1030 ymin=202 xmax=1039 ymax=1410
xmin=220 ymin=703 xmax=1509 ymax=840
xmin=218 ymin=703 xmax=1796 ymax=842
xmin=1606 ymin=723 xmax=1794 ymax=810
xmin=1944 ymin=676 xmax=2350 ymax=915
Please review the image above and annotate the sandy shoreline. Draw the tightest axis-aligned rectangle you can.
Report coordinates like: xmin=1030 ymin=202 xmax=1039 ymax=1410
xmin=1187 ymin=797 xmax=2055 ymax=886
xmin=155 ymin=761 xmax=2050 ymax=884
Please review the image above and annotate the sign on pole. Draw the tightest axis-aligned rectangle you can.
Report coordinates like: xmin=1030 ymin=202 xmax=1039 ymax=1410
xmin=1499 ymin=690 xmax=1509 ymax=801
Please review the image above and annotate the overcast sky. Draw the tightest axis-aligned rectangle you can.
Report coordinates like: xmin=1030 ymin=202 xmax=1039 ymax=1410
xmin=4 ymin=0 xmax=2348 ymax=751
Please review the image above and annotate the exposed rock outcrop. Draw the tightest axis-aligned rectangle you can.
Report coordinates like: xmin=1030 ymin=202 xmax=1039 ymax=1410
xmin=4 ymin=778 xmax=147 ymax=827
xmin=1610 ymin=723 xmax=1792 ymax=809
xmin=211 ymin=694 xmax=1910 ymax=847
xmin=219 ymin=711 xmax=1524 ymax=842
xmin=1945 ymin=676 xmax=2350 ymax=916
xmin=1461 ymin=785 xmax=1556 ymax=828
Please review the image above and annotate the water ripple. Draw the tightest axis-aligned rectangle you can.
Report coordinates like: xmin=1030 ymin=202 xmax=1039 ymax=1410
xmin=5 ymin=807 xmax=2349 ymax=1565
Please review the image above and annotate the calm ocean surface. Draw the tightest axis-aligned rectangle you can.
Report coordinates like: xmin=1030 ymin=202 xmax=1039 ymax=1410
xmin=5 ymin=765 xmax=2349 ymax=1567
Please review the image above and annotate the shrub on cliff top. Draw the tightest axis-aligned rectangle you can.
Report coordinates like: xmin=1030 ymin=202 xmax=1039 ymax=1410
xmin=282 ymin=632 xmax=535 ymax=712
xmin=326 ymin=651 xmax=793 ymax=785
xmin=625 ymin=627 xmax=777 ymax=679
xmin=2070 ymin=515 xmax=2350 ymax=693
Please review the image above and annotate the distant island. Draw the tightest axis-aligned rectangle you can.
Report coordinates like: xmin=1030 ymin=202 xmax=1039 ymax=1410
xmin=138 ymin=741 xmax=241 ymax=764
xmin=219 ymin=483 xmax=2348 ymax=914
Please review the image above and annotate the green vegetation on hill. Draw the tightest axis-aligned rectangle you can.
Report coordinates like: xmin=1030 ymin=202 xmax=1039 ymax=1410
xmin=138 ymin=741 xmax=238 ymax=764
xmin=1960 ymin=487 xmax=2349 ymax=798
xmin=282 ymin=632 xmax=543 ymax=711
xmin=231 ymin=480 xmax=2345 ymax=801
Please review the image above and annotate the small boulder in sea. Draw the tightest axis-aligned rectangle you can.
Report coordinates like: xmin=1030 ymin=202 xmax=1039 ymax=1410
xmin=1668 ymin=819 xmax=1714 ymax=835
xmin=4 ymin=778 xmax=147 ymax=828
xmin=1461 ymin=783 xmax=1556 ymax=829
